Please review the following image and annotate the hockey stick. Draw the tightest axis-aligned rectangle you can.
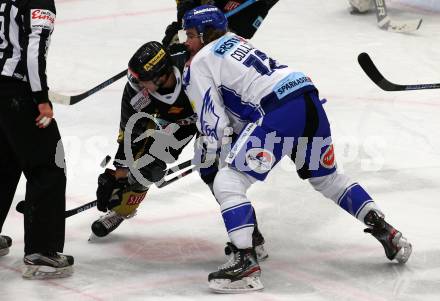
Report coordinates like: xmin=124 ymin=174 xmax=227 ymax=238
xmin=224 ymin=0 xmax=259 ymax=18
xmin=358 ymin=52 xmax=440 ymax=91
xmin=156 ymin=161 xmax=196 ymax=188
xmin=15 ymin=158 xmax=195 ymax=218
xmin=49 ymin=69 xmax=127 ymax=105
xmin=373 ymin=0 xmax=422 ymax=33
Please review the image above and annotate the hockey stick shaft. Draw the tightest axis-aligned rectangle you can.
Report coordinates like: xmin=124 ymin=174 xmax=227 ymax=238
xmin=358 ymin=52 xmax=440 ymax=91
xmin=16 ymin=159 xmax=195 ymax=218
xmin=49 ymin=69 xmax=127 ymax=105
xmin=225 ymin=0 xmax=259 ymax=18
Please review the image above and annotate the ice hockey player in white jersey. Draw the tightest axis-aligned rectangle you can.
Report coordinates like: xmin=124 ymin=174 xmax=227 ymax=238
xmin=89 ymin=41 xmax=268 ymax=262
xmin=349 ymin=0 xmax=373 ymax=14
xmin=181 ymin=5 xmax=412 ymax=293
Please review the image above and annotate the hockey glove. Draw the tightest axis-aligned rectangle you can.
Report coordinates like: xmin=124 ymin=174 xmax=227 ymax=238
xmin=162 ymin=21 xmax=181 ymax=47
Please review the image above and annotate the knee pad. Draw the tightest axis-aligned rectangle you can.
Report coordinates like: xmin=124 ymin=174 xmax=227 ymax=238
xmin=213 ymin=167 xmax=255 ymax=206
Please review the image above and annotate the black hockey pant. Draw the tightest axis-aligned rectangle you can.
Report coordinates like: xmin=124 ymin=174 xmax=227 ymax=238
xmin=0 ymin=92 xmax=66 ymax=255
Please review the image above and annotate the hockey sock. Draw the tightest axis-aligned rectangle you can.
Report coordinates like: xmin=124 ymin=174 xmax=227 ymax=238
xmin=220 ymin=200 xmax=255 ymax=249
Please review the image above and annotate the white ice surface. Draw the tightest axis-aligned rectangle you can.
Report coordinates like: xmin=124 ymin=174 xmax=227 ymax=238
xmin=1 ymin=0 xmax=440 ymax=300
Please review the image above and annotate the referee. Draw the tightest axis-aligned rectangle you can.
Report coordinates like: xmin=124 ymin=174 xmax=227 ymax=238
xmin=0 ymin=0 xmax=73 ymax=279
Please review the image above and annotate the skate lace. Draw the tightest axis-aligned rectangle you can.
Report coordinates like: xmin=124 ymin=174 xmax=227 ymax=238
xmin=101 ymin=212 xmax=124 ymax=229
xmin=218 ymin=252 xmax=241 ymax=270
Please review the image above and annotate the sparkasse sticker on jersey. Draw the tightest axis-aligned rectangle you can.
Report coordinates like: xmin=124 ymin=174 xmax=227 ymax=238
xmin=30 ymin=9 xmax=55 ymax=30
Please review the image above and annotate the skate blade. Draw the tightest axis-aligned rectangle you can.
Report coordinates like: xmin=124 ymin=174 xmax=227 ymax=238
xmin=88 ymin=233 xmax=100 ymax=242
xmin=0 ymin=248 xmax=10 ymax=257
xmin=22 ymin=265 xmax=73 ymax=280
xmin=209 ymin=276 xmax=264 ymax=293
xmin=395 ymin=241 xmax=412 ymax=264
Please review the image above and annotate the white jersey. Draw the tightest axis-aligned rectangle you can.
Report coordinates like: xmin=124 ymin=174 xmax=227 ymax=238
xmin=183 ymin=32 xmax=315 ymax=145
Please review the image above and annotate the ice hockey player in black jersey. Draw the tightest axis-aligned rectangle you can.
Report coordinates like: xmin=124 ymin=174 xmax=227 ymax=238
xmin=162 ymin=0 xmax=279 ymax=47
xmin=90 ymin=41 xmax=268 ymax=260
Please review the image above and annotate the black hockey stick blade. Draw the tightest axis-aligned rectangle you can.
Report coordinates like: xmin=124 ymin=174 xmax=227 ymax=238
xmin=49 ymin=69 xmax=127 ymax=105
xmin=358 ymin=53 xmax=440 ymax=91
xmin=358 ymin=52 xmax=401 ymax=91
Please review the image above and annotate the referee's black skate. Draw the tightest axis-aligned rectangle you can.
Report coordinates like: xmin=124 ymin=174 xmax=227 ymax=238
xmin=23 ymin=252 xmax=74 ymax=279
xmin=209 ymin=247 xmax=263 ymax=293
xmin=0 ymin=235 xmax=12 ymax=256
xmin=364 ymin=210 xmax=412 ymax=263
xmin=91 ymin=210 xmax=126 ymax=237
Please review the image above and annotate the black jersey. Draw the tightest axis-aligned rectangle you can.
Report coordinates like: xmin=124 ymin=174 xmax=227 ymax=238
xmin=0 ymin=0 xmax=56 ymax=103
xmin=114 ymin=50 xmax=197 ymax=168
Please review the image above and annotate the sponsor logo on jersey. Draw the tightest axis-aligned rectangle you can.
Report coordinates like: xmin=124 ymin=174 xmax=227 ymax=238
xmin=30 ymin=9 xmax=55 ymax=30
xmin=224 ymin=1 xmax=241 ymax=11
xmin=213 ymin=35 xmax=241 ymax=56
xmin=167 ymin=106 xmax=184 ymax=114
xmin=245 ymin=148 xmax=275 ymax=174
xmin=273 ymin=72 xmax=314 ymax=100
xmin=126 ymin=192 xmax=147 ymax=206
xmin=320 ymin=144 xmax=335 ymax=169
xmin=143 ymin=49 xmax=165 ymax=71
xmin=130 ymin=89 xmax=151 ymax=112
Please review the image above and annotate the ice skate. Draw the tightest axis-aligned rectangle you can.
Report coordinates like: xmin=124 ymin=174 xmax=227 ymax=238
xmin=252 ymin=226 xmax=269 ymax=261
xmin=224 ymin=227 xmax=268 ymax=262
xmin=364 ymin=210 xmax=412 ymax=263
xmin=209 ymin=247 xmax=263 ymax=293
xmin=0 ymin=235 xmax=12 ymax=257
xmin=91 ymin=210 xmax=135 ymax=238
xmin=23 ymin=252 xmax=74 ymax=279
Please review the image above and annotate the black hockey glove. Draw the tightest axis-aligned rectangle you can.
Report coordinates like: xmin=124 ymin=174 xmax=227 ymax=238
xmin=162 ymin=21 xmax=181 ymax=47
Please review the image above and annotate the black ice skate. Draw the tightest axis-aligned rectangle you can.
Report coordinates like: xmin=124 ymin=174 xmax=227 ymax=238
xmin=364 ymin=210 xmax=412 ymax=263
xmin=23 ymin=252 xmax=74 ymax=279
xmin=209 ymin=247 xmax=263 ymax=293
xmin=224 ymin=226 xmax=268 ymax=261
xmin=91 ymin=210 xmax=127 ymax=237
xmin=0 ymin=235 xmax=12 ymax=256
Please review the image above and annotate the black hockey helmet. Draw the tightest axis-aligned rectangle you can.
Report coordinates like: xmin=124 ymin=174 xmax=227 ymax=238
xmin=128 ymin=41 xmax=173 ymax=81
